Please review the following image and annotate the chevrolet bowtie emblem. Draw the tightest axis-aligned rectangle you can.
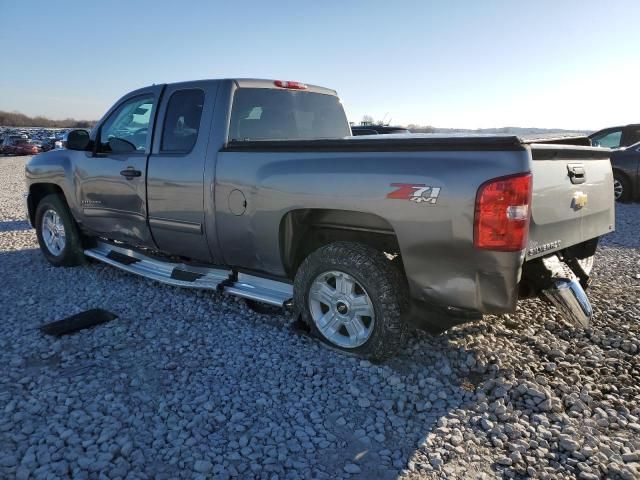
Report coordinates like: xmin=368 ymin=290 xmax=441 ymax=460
xmin=573 ymin=191 xmax=588 ymax=209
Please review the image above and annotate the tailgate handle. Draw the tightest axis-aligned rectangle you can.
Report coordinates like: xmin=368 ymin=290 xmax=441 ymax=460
xmin=567 ymin=164 xmax=586 ymax=184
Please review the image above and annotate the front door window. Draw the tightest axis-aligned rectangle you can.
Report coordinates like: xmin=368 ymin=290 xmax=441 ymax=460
xmin=99 ymin=96 xmax=155 ymax=153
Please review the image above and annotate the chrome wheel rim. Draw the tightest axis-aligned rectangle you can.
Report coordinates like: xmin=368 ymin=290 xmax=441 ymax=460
xmin=308 ymin=270 xmax=375 ymax=348
xmin=41 ymin=209 xmax=66 ymax=256
xmin=613 ymin=179 xmax=623 ymax=200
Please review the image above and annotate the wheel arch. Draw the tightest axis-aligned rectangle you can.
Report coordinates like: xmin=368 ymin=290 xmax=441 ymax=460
xmin=279 ymin=208 xmax=402 ymax=278
xmin=28 ymin=183 xmax=67 ymax=226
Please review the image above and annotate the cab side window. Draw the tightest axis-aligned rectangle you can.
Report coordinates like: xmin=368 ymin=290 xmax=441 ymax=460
xmin=161 ymin=89 xmax=204 ymax=153
xmin=99 ymin=95 xmax=155 ymax=153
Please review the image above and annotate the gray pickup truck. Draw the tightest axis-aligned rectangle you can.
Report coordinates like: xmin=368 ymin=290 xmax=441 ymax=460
xmin=25 ymin=78 xmax=615 ymax=359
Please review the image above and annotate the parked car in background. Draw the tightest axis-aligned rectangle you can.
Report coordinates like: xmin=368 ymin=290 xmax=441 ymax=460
xmin=610 ymin=141 xmax=640 ymax=202
xmin=39 ymin=138 xmax=56 ymax=152
xmin=351 ymin=124 xmax=411 ymax=136
xmin=589 ymin=124 xmax=640 ymax=149
xmin=12 ymin=139 xmax=41 ymax=156
xmin=1 ymin=134 xmax=29 ymax=154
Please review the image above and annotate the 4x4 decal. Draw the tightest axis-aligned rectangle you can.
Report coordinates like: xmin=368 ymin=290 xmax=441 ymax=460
xmin=387 ymin=183 xmax=441 ymax=205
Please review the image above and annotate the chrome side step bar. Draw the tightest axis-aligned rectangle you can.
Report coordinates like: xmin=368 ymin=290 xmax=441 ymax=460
xmin=224 ymin=273 xmax=293 ymax=307
xmin=84 ymin=241 xmax=231 ymax=289
xmin=84 ymin=241 xmax=293 ymax=307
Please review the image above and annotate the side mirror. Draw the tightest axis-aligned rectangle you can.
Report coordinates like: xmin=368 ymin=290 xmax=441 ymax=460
xmin=66 ymin=130 xmax=91 ymax=151
xmin=108 ymin=137 xmax=137 ymax=153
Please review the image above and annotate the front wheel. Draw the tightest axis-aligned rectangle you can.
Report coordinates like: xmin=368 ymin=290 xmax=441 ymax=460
xmin=35 ymin=194 xmax=86 ymax=267
xmin=294 ymin=242 xmax=408 ymax=360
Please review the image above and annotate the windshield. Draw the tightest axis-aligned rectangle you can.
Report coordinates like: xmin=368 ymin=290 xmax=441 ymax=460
xmin=229 ymin=88 xmax=350 ymax=142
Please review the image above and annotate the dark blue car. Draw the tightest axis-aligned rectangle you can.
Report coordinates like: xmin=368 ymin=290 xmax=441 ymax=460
xmin=610 ymin=141 xmax=640 ymax=202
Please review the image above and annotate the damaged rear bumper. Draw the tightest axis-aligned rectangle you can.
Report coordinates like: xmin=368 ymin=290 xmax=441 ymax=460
xmin=409 ymin=253 xmax=593 ymax=333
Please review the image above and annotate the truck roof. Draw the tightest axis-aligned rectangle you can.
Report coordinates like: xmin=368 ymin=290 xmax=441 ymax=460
xmin=135 ymin=78 xmax=338 ymax=97
xmin=588 ymin=123 xmax=640 ymax=137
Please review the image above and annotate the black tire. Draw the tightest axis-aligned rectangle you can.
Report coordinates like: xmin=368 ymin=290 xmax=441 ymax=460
xmin=245 ymin=299 xmax=286 ymax=316
xmin=294 ymin=241 xmax=409 ymax=360
xmin=35 ymin=194 xmax=85 ymax=267
xmin=613 ymin=172 xmax=632 ymax=203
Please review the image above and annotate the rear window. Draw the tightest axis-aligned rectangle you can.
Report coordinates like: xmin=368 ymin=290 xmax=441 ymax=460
xmin=161 ymin=89 xmax=204 ymax=153
xmin=229 ymin=88 xmax=350 ymax=142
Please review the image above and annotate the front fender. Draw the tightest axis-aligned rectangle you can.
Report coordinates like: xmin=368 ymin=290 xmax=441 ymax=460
xmin=26 ymin=150 xmax=79 ymax=219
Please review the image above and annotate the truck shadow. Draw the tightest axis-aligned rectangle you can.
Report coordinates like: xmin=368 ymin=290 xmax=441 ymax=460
xmin=285 ymin=318 xmax=496 ymax=479
xmin=370 ymin=325 xmax=527 ymax=479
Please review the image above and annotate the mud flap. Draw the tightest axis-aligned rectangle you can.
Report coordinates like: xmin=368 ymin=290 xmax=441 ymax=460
xmin=39 ymin=309 xmax=118 ymax=337
xmin=540 ymin=256 xmax=592 ymax=328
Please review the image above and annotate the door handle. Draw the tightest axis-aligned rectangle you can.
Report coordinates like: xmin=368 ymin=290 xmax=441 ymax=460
xmin=120 ymin=168 xmax=141 ymax=179
xmin=567 ymin=164 xmax=585 ymax=184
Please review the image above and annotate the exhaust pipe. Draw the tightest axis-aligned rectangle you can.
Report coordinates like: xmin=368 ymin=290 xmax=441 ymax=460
xmin=542 ymin=278 xmax=592 ymax=328
xmin=540 ymin=255 xmax=592 ymax=328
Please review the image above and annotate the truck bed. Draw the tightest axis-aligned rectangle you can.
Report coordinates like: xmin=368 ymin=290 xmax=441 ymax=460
xmin=224 ymin=134 xmax=613 ymax=262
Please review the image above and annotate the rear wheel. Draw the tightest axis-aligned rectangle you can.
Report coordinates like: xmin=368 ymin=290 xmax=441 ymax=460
xmin=35 ymin=194 xmax=85 ymax=267
xmin=613 ymin=173 xmax=631 ymax=202
xmin=294 ymin=242 xmax=408 ymax=360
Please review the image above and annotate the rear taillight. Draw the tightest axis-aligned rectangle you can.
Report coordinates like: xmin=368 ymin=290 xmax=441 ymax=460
xmin=474 ymin=173 xmax=532 ymax=251
xmin=274 ymin=80 xmax=307 ymax=90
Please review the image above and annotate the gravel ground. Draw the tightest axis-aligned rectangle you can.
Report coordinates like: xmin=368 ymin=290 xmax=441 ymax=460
xmin=1 ymin=155 xmax=639 ymax=480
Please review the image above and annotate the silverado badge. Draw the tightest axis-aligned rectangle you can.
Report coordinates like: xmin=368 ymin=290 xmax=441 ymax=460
xmin=387 ymin=183 xmax=441 ymax=205
xmin=572 ymin=191 xmax=588 ymax=210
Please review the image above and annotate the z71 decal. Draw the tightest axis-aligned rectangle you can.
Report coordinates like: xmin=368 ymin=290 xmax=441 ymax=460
xmin=387 ymin=183 xmax=441 ymax=205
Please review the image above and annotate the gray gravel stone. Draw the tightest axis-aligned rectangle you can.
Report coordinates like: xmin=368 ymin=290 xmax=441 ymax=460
xmin=194 ymin=460 xmax=212 ymax=473
xmin=343 ymin=463 xmax=361 ymax=474
xmin=0 ymin=455 xmax=17 ymax=468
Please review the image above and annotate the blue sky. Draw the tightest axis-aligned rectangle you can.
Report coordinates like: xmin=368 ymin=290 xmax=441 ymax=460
xmin=1 ymin=0 xmax=638 ymax=129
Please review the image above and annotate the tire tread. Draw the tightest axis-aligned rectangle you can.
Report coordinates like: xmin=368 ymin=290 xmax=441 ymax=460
xmin=35 ymin=194 xmax=85 ymax=267
xmin=294 ymin=241 xmax=409 ymax=360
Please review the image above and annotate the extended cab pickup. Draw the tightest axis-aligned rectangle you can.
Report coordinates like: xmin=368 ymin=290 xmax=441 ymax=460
xmin=25 ymin=78 xmax=615 ymax=359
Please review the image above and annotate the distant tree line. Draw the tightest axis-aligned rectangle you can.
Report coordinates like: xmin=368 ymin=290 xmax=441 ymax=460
xmin=0 ymin=111 xmax=96 ymax=128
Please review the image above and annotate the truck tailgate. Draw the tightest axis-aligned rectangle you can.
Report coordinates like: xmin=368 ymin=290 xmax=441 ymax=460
xmin=526 ymin=144 xmax=614 ymax=259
